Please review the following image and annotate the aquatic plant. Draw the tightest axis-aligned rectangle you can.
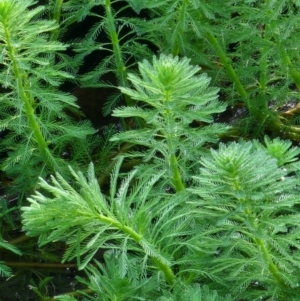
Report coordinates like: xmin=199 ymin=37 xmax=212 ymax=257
xmin=22 ymin=55 xmax=300 ymax=300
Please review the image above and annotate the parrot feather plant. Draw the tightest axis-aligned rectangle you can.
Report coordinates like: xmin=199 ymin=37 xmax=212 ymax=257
xmin=0 ymin=0 xmax=96 ymax=193
xmin=110 ymin=54 xmax=228 ymax=192
xmin=21 ymin=55 xmax=300 ymax=300
xmin=21 ymin=54 xmax=230 ymax=299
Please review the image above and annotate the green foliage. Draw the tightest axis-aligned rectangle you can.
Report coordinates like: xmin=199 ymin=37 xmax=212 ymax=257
xmin=0 ymin=0 xmax=96 ymax=193
xmin=29 ymin=276 xmax=55 ymax=300
xmin=111 ymin=54 xmax=228 ymax=191
xmin=73 ymin=0 xmax=153 ymax=114
xmin=189 ymin=141 xmax=300 ymax=300
xmin=0 ymin=239 xmax=21 ymax=277
xmin=0 ymin=194 xmax=21 ymax=278
xmin=57 ymin=253 xmax=232 ymax=300
xmin=47 ymin=0 xmax=104 ymax=31
xmin=130 ymin=0 xmax=300 ymax=139
xmin=0 ymin=238 xmax=21 ymax=257
xmin=0 ymin=261 xmax=12 ymax=277
xmin=129 ymin=0 xmax=221 ymax=59
xmin=157 ymin=284 xmax=233 ymax=301
xmin=262 ymin=135 xmax=300 ymax=167
xmin=73 ymin=252 xmax=160 ymax=300
xmin=0 ymin=203 xmax=21 ymax=278
xmin=2 ymin=0 xmax=300 ymax=300
xmin=22 ymin=136 xmax=300 ymax=300
xmin=21 ymin=52 xmax=300 ymax=300
xmin=22 ymin=155 xmax=235 ymax=299
xmin=22 ymin=156 xmax=203 ymax=284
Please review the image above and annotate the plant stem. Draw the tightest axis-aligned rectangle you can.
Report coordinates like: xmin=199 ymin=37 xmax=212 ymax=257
xmin=245 ymin=208 xmax=288 ymax=290
xmin=170 ymin=154 xmax=185 ymax=192
xmin=49 ymin=0 xmax=63 ymax=41
xmin=206 ymin=32 xmax=290 ymax=137
xmin=278 ymin=44 xmax=300 ymax=90
xmin=259 ymin=24 xmax=269 ymax=111
xmin=104 ymin=0 xmax=134 ymax=106
xmin=8 ymin=234 xmax=29 ymax=245
xmin=164 ymin=92 xmax=185 ymax=192
xmin=152 ymin=257 xmax=175 ymax=285
xmin=95 ymin=213 xmax=175 ymax=284
xmin=205 ymin=31 xmax=249 ymax=102
xmin=3 ymin=25 xmax=55 ymax=172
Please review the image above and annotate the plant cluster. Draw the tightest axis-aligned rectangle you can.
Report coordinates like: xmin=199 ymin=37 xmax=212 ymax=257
xmin=22 ymin=55 xmax=300 ymax=300
xmin=0 ymin=0 xmax=96 ymax=193
xmin=1 ymin=0 xmax=300 ymax=301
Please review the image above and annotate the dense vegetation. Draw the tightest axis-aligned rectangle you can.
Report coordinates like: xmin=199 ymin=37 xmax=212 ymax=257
xmin=2 ymin=0 xmax=300 ymax=300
